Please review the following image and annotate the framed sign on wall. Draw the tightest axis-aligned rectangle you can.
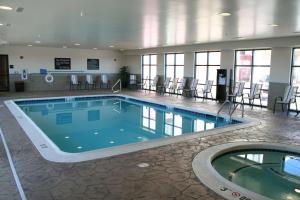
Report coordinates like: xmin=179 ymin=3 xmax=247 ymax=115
xmin=55 ymin=58 xmax=71 ymax=70
xmin=87 ymin=59 xmax=99 ymax=70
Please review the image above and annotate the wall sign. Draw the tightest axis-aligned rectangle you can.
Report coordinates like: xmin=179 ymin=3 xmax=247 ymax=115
xmin=55 ymin=58 xmax=71 ymax=70
xmin=87 ymin=59 xmax=99 ymax=70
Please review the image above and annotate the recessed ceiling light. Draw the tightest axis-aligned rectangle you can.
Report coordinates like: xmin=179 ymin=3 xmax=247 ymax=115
xmin=269 ymin=24 xmax=279 ymax=27
xmin=0 ymin=6 xmax=13 ymax=11
xmin=218 ymin=12 xmax=231 ymax=17
xmin=27 ymin=44 xmax=33 ymax=47
xmin=109 ymin=45 xmax=115 ymax=48
xmin=93 ymin=47 xmax=98 ymax=50
xmin=74 ymin=43 xmax=80 ymax=46
xmin=0 ymin=23 xmax=3 ymax=26
xmin=80 ymin=11 xmax=84 ymax=17
xmin=35 ymin=40 xmax=41 ymax=44
xmin=295 ymin=189 xmax=300 ymax=194
xmin=62 ymin=45 xmax=67 ymax=48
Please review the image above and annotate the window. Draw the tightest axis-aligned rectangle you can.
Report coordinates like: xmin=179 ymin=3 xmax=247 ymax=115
xmin=235 ymin=49 xmax=271 ymax=106
xmin=142 ymin=54 xmax=157 ymax=90
xmin=165 ymin=53 xmax=184 ymax=81
xmin=195 ymin=51 xmax=221 ymax=99
xmin=142 ymin=106 xmax=156 ymax=131
xmin=291 ymin=48 xmax=300 ymax=110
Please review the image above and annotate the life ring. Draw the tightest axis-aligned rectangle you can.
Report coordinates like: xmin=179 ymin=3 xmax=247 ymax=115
xmin=45 ymin=74 xmax=54 ymax=83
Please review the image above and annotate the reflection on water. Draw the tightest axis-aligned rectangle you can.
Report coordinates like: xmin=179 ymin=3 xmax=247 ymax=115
xmin=17 ymin=98 xmax=230 ymax=153
xmin=141 ymin=106 xmax=219 ymax=136
xmin=213 ymin=150 xmax=300 ymax=200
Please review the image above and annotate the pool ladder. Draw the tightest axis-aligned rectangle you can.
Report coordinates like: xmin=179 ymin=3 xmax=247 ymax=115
xmin=112 ymin=79 xmax=122 ymax=93
xmin=217 ymin=100 xmax=244 ymax=120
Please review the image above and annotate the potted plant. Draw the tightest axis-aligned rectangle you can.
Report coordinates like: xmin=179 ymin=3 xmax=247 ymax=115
xmin=118 ymin=66 xmax=130 ymax=88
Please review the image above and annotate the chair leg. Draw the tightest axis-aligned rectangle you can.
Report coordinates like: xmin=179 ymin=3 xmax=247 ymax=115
xmin=281 ymin=104 xmax=284 ymax=112
xmin=287 ymin=102 xmax=291 ymax=116
xmin=259 ymin=97 xmax=263 ymax=108
xmin=273 ymin=100 xmax=277 ymax=114
xmin=296 ymin=101 xmax=299 ymax=116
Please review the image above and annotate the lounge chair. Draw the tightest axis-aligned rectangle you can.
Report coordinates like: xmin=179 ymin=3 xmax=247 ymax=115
xmin=200 ymin=80 xmax=214 ymax=101
xmin=273 ymin=86 xmax=298 ymax=115
xmin=168 ymin=78 xmax=179 ymax=95
xmin=149 ymin=75 xmax=159 ymax=91
xmin=176 ymin=78 xmax=187 ymax=97
xmin=85 ymin=74 xmax=96 ymax=90
xmin=100 ymin=74 xmax=109 ymax=88
xmin=69 ymin=74 xmax=81 ymax=90
xmin=183 ymin=78 xmax=198 ymax=98
xmin=129 ymin=74 xmax=138 ymax=89
xmin=227 ymin=82 xmax=245 ymax=104
xmin=244 ymin=83 xmax=263 ymax=109
xmin=157 ymin=77 xmax=171 ymax=94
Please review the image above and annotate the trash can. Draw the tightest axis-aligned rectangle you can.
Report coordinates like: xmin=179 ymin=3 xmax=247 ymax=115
xmin=15 ymin=81 xmax=25 ymax=92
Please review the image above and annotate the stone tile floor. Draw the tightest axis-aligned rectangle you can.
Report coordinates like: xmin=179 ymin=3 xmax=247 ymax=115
xmin=0 ymin=89 xmax=299 ymax=200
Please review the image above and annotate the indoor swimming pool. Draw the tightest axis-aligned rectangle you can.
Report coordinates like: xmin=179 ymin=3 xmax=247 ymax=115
xmin=6 ymin=95 xmax=244 ymax=162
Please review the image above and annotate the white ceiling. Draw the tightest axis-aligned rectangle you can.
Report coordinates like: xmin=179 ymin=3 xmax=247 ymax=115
xmin=1 ymin=0 xmax=300 ymax=50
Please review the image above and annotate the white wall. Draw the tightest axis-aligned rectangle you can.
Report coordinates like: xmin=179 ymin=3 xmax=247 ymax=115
xmin=122 ymin=36 xmax=300 ymax=83
xmin=0 ymin=46 xmax=123 ymax=74
xmin=270 ymin=47 xmax=292 ymax=83
xmin=123 ymin=55 xmax=140 ymax=74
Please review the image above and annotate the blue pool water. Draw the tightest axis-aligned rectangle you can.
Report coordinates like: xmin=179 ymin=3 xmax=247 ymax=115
xmin=16 ymin=96 xmax=240 ymax=153
xmin=213 ymin=149 xmax=300 ymax=200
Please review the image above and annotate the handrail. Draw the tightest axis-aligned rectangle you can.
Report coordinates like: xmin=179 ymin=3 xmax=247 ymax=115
xmin=112 ymin=79 xmax=122 ymax=93
xmin=217 ymin=99 xmax=244 ymax=120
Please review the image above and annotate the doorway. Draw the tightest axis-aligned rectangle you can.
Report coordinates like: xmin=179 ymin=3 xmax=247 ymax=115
xmin=0 ymin=55 xmax=9 ymax=91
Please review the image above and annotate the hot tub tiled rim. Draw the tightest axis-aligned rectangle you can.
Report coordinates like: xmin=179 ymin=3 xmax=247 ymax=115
xmin=192 ymin=142 xmax=300 ymax=200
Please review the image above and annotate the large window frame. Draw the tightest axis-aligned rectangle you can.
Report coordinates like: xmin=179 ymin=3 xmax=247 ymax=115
xmin=164 ymin=53 xmax=185 ymax=80
xmin=194 ymin=51 xmax=221 ymax=99
xmin=234 ymin=49 xmax=272 ymax=107
xmin=142 ymin=54 xmax=157 ymax=90
xmin=290 ymin=48 xmax=300 ymax=110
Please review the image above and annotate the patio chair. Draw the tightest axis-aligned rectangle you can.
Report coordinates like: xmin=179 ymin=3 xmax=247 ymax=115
xmin=183 ymin=78 xmax=198 ymax=98
xmin=200 ymin=80 xmax=214 ymax=101
xmin=168 ymin=78 xmax=179 ymax=95
xmin=149 ymin=75 xmax=159 ymax=91
xmin=273 ymin=86 xmax=298 ymax=115
xmin=157 ymin=77 xmax=171 ymax=94
xmin=100 ymin=74 xmax=109 ymax=88
xmin=85 ymin=74 xmax=96 ymax=90
xmin=176 ymin=78 xmax=187 ymax=97
xmin=244 ymin=83 xmax=263 ymax=109
xmin=227 ymin=82 xmax=245 ymax=104
xmin=129 ymin=74 xmax=138 ymax=89
xmin=69 ymin=74 xmax=81 ymax=90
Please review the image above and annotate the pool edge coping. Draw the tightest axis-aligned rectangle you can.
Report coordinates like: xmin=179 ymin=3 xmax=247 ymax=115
xmin=192 ymin=142 xmax=300 ymax=200
xmin=4 ymin=93 xmax=258 ymax=163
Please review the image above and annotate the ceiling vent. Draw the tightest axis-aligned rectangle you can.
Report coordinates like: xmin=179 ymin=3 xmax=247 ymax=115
xmin=16 ymin=7 xmax=24 ymax=13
